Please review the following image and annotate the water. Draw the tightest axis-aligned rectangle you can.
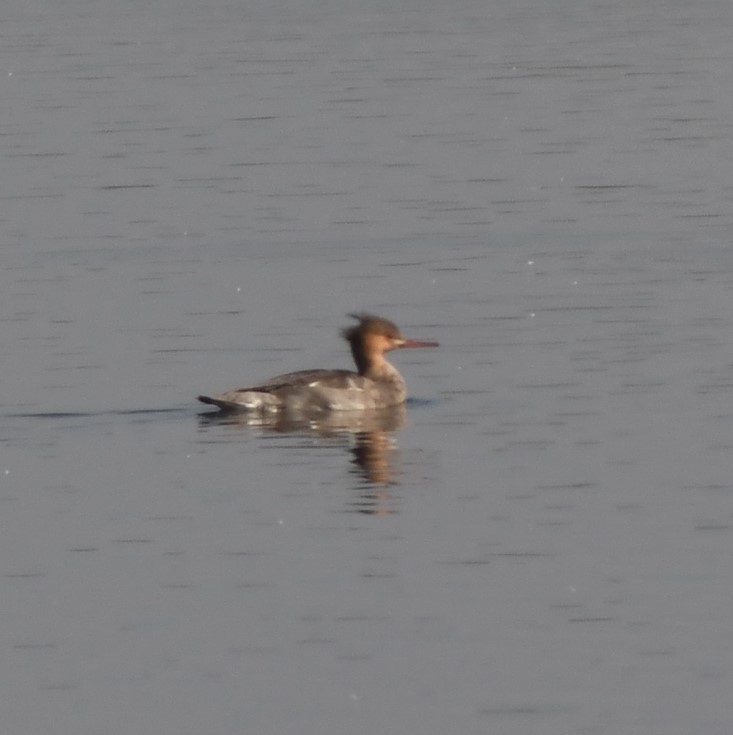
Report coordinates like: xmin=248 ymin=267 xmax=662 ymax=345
xmin=2 ymin=1 xmax=733 ymax=733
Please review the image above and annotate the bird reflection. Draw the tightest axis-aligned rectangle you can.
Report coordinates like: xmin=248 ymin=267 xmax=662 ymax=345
xmin=198 ymin=404 xmax=406 ymax=512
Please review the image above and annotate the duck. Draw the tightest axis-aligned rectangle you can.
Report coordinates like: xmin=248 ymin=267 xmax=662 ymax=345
xmin=197 ymin=313 xmax=438 ymax=413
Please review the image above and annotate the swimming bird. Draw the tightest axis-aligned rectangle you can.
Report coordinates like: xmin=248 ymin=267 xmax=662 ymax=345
xmin=197 ymin=313 xmax=438 ymax=413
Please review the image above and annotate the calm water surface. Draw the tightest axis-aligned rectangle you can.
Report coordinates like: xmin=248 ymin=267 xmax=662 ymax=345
xmin=2 ymin=1 xmax=733 ymax=734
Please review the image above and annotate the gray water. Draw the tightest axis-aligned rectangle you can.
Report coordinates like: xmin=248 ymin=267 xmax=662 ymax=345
xmin=3 ymin=1 xmax=733 ymax=733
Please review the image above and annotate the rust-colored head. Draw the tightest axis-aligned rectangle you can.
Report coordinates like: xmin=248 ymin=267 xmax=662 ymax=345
xmin=341 ymin=313 xmax=438 ymax=375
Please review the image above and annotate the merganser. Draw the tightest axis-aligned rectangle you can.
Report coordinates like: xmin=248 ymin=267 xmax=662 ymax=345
xmin=197 ymin=313 xmax=438 ymax=413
